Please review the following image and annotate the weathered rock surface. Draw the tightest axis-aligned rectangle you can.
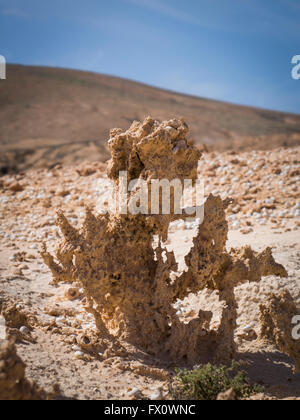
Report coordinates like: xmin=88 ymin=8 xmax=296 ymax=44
xmin=42 ymin=117 xmax=290 ymax=367
xmin=0 ymin=339 xmax=46 ymax=400
xmin=259 ymin=290 xmax=300 ymax=374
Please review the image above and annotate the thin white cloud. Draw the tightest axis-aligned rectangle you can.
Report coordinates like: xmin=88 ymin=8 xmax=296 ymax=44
xmin=125 ymin=0 xmax=300 ymax=39
xmin=124 ymin=0 xmax=203 ymax=26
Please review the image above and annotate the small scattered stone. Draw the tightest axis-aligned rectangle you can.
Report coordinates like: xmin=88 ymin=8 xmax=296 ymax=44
xmin=127 ymin=387 xmax=141 ymax=398
xmin=8 ymin=182 xmax=24 ymax=192
xmin=217 ymin=388 xmax=236 ymax=400
xmin=74 ymin=351 xmax=85 ymax=359
xmin=19 ymin=326 xmax=30 ymax=335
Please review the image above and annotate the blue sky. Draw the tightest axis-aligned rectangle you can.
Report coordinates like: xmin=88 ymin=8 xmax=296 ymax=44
xmin=0 ymin=0 xmax=299 ymax=113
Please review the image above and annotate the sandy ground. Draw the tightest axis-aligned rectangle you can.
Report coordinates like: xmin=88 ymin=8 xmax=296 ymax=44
xmin=0 ymin=149 xmax=299 ymax=400
xmin=0 ymin=226 xmax=299 ymax=400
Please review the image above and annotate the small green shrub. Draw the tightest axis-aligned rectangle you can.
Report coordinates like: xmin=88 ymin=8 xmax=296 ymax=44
xmin=170 ymin=362 xmax=264 ymax=400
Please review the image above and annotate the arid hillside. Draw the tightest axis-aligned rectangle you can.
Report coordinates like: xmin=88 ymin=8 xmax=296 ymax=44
xmin=1 ymin=64 xmax=300 ymax=173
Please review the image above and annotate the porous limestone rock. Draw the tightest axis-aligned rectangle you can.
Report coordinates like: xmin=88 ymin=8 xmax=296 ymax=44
xmin=259 ymin=290 xmax=300 ymax=374
xmin=0 ymin=339 xmax=46 ymax=400
xmin=42 ymin=117 xmax=289 ymax=366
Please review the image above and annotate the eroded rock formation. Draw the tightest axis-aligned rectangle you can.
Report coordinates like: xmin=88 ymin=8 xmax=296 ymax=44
xmin=0 ymin=339 xmax=46 ymax=400
xmin=259 ymin=291 xmax=300 ymax=374
xmin=42 ymin=117 xmax=290 ymax=366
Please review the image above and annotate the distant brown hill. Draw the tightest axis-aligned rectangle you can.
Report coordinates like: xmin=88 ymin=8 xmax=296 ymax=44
xmin=1 ymin=64 xmax=300 ymax=173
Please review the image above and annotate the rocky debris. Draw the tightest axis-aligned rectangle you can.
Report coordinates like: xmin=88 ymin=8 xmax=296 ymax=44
xmin=74 ymin=351 xmax=85 ymax=360
xmin=64 ymin=287 xmax=81 ymax=301
xmin=76 ymin=162 xmax=106 ymax=177
xmin=149 ymin=387 xmax=163 ymax=400
xmin=0 ymin=339 xmax=46 ymax=400
xmin=8 ymin=182 xmax=24 ymax=193
xmin=42 ymin=117 xmax=289 ymax=366
xmin=0 ymin=146 xmax=298 ymax=247
xmin=19 ymin=326 xmax=30 ymax=335
xmin=198 ymin=147 xmax=300 ymax=232
xmin=0 ymin=297 xmax=38 ymax=344
xmin=56 ymin=189 xmax=70 ymax=198
xmin=0 ymin=298 xmax=36 ymax=331
xmin=237 ymin=323 xmax=258 ymax=341
xmin=259 ymin=290 xmax=300 ymax=374
xmin=127 ymin=387 xmax=142 ymax=399
xmin=217 ymin=388 xmax=236 ymax=400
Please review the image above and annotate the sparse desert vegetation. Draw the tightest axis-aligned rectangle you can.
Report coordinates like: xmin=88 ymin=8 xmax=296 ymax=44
xmin=170 ymin=362 xmax=264 ymax=400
